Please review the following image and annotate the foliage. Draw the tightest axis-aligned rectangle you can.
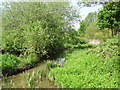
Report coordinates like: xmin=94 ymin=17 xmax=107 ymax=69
xmin=2 ymin=77 xmax=14 ymax=88
xmin=47 ymin=60 xmax=58 ymax=71
xmin=65 ymin=29 xmax=82 ymax=45
xmin=85 ymin=22 xmax=111 ymax=40
xmin=19 ymin=53 xmax=38 ymax=67
xmin=64 ymin=29 xmax=87 ymax=49
xmin=97 ymin=2 xmax=120 ymax=36
xmin=24 ymin=70 xmax=41 ymax=88
xmin=77 ymin=1 xmax=104 ymax=7
xmin=84 ymin=12 xmax=97 ymax=26
xmin=2 ymin=2 xmax=69 ymax=30
xmin=78 ymin=12 xmax=97 ymax=35
xmin=1 ymin=52 xmax=38 ymax=76
xmin=2 ymin=2 xmax=76 ymax=60
xmin=85 ymin=22 xmax=99 ymax=39
xmin=87 ymin=36 xmax=118 ymax=60
xmin=22 ymin=21 xmax=48 ymax=58
xmin=1 ymin=2 xmax=119 ymax=88
xmin=49 ymin=49 xmax=118 ymax=88
xmin=2 ymin=29 xmax=24 ymax=54
xmin=1 ymin=53 xmax=21 ymax=75
xmin=78 ymin=21 xmax=86 ymax=35
xmin=1 ymin=2 xmax=81 ymax=76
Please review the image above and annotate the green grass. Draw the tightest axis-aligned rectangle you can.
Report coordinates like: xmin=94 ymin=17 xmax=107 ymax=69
xmin=49 ymin=49 xmax=118 ymax=88
xmin=1 ymin=53 xmax=38 ymax=76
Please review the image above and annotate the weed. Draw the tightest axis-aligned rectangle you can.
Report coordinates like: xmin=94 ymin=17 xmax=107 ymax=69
xmin=24 ymin=70 xmax=41 ymax=88
xmin=49 ymin=49 xmax=118 ymax=88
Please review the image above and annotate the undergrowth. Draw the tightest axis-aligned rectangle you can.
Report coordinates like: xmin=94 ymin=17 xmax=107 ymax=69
xmin=49 ymin=37 xmax=119 ymax=88
xmin=1 ymin=53 xmax=38 ymax=76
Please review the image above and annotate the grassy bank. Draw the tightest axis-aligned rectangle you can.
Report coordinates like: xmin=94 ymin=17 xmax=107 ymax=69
xmin=49 ymin=37 xmax=119 ymax=88
xmin=0 ymin=53 xmax=38 ymax=76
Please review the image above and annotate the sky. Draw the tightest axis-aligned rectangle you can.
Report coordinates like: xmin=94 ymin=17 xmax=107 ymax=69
xmin=70 ymin=0 xmax=103 ymax=20
xmin=79 ymin=5 xmax=102 ymax=20
xmin=75 ymin=5 xmax=102 ymax=30
xmin=0 ymin=0 xmax=103 ymax=20
xmin=70 ymin=0 xmax=103 ymax=30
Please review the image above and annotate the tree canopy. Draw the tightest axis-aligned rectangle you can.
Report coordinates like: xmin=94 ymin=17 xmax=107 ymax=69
xmin=2 ymin=2 xmax=79 ymax=59
xmin=97 ymin=2 xmax=120 ymax=36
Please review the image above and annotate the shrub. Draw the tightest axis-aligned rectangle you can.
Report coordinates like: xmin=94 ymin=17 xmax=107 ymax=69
xmin=1 ymin=53 xmax=21 ymax=75
xmin=19 ymin=53 xmax=38 ymax=67
xmin=2 ymin=20 xmax=67 ymax=61
xmin=2 ymin=2 xmax=72 ymax=60
xmin=22 ymin=21 xmax=48 ymax=58
xmin=85 ymin=22 xmax=99 ymax=39
xmin=2 ymin=29 xmax=25 ymax=54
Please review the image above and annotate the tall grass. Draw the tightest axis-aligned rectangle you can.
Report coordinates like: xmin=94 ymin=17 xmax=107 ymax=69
xmin=24 ymin=70 xmax=42 ymax=88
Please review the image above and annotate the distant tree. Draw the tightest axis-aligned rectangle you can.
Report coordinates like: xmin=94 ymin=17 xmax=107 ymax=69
xmin=84 ymin=12 xmax=97 ymax=26
xmin=97 ymin=2 xmax=120 ymax=36
xmin=78 ymin=12 xmax=97 ymax=35
xmin=78 ymin=21 xmax=86 ymax=35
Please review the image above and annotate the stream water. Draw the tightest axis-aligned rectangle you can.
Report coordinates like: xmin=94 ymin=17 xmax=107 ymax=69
xmin=2 ymin=61 xmax=57 ymax=88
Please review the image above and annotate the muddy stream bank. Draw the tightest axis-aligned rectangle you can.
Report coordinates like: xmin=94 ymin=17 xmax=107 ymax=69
xmin=2 ymin=61 xmax=57 ymax=88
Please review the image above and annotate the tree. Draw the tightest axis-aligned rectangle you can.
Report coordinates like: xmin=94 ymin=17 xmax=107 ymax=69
xmin=84 ymin=12 xmax=97 ymax=25
xmin=78 ymin=12 xmax=97 ymax=35
xmin=78 ymin=21 xmax=86 ymax=35
xmin=97 ymin=2 xmax=120 ymax=36
xmin=2 ymin=2 xmax=79 ymax=58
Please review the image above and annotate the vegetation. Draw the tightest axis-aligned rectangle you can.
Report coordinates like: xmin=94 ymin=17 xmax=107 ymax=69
xmin=78 ymin=12 xmax=97 ymax=36
xmin=1 ymin=1 xmax=119 ymax=88
xmin=87 ymin=36 xmax=119 ymax=59
xmin=2 ymin=2 xmax=77 ymax=75
xmin=97 ymin=2 xmax=120 ymax=36
xmin=49 ymin=37 xmax=119 ymax=88
xmin=24 ymin=70 xmax=42 ymax=88
xmin=1 ymin=53 xmax=21 ymax=76
xmin=48 ymin=2 xmax=119 ymax=88
xmin=85 ymin=22 xmax=111 ymax=40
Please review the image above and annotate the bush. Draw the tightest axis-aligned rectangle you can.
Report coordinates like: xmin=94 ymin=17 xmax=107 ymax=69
xmin=2 ymin=29 xmax=25 ymax=54
xmin=1 ymin=52 xmax=39 ymax=76
xmin=1 ymin=53 xmax=21 ymax=75
xmin=85 ymin=22 xmax=99 ymax=39
xmin=22 ymin=21 xmax=48 ymax=58
xmin=19 ymin=53 xmax=38 ymax=67
xmin=2 ymin=2 xmax=72 ymax=64
xmin=2 ymin=21 xmax=67 ymax=61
